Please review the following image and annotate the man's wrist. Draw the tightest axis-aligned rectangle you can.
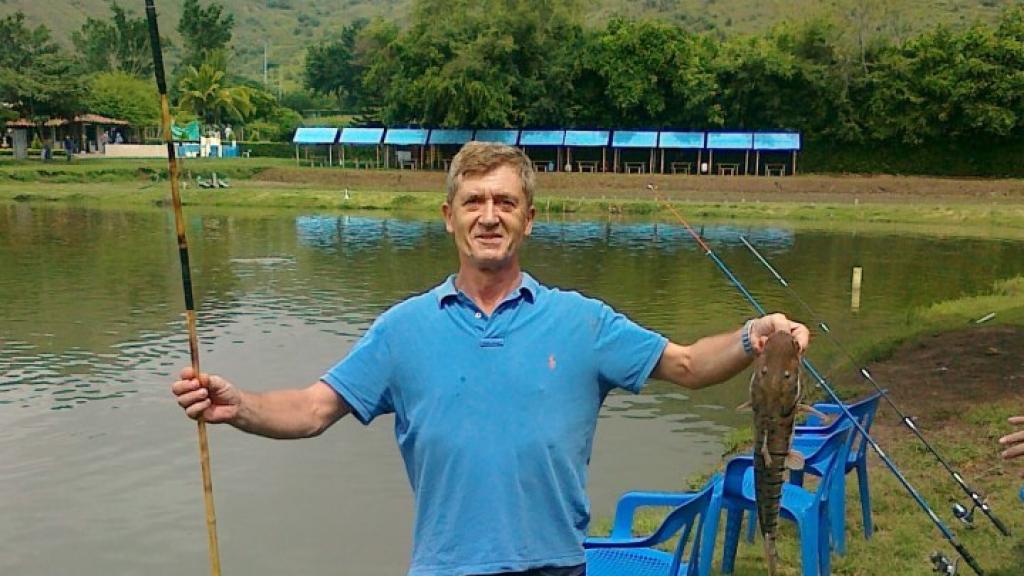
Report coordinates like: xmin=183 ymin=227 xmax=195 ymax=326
xmin=741 ymin=319 xmax=755 ymax=356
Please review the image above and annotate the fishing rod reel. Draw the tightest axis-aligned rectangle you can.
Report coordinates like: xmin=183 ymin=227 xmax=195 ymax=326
xmin=930 ymin=551 xmax=961 ymax=575
xmin=952 ymin=501 xmax=979 ymax=528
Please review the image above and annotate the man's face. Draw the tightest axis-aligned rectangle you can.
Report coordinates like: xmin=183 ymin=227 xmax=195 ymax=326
xmin=443 ymin=164 xmax=535 ymax=271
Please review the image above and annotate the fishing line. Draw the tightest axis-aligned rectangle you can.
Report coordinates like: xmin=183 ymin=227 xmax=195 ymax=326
xmin=646 ymin=185 xmax=985 ymax=575
xmin=145 ymin=2 xmax=222 ymax=575
xmin=738 ymin=235 xmax=1010 ymax=537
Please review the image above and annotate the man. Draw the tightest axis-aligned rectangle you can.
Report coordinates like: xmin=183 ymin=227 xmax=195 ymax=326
xmin=172 ymin=141 xmax=809 ymax=576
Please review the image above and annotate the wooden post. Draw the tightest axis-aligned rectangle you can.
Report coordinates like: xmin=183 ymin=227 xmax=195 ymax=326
xmin=566 ymin=147 xmax=572 ymax=170
xmin=697 ymin=149 xmax=702 ymax=175
xmin=744 ymin=150 xmax=749 ymax=175
xmin=341 ymin=145 xmax=345 ymax=168
xmin=851 ymin=266 xmax=863 ymax=311
xmin=709 ymin=150 xmax=714 ymax=174
xmin=755 ymin=151 xmax=760 ymax=176
xmin=602 ymin=147 xmax=607 ymax=172
xmin=660 ymin=149 xmax=665 ymax=174
xmin=792 ymin=150 xmax=798 ymax=175
xmin=295 ymin=145 xmax=299 ymax=165
xmin=614 ymin=149 xmax=619 ymax=172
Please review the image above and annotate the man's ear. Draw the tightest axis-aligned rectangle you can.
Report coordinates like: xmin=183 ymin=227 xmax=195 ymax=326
xmin=442 ymin=202 xmax=454 ymax=233
xmin=524 ymin=205 xmax=536 ymax=236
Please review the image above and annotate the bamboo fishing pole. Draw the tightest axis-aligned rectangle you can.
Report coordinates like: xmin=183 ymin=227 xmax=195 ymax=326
xmin=144 ymin=2 xmax=222 ymax=575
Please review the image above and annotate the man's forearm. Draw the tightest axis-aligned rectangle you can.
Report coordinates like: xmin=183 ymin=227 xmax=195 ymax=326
xmin=232 ymin=384 xmax=344 ymax=439
xmin=654 ymin=328 xmax=752 ymax=390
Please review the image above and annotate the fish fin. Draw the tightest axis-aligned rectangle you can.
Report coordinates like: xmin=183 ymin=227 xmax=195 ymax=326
xmin=735 ymin=400 xmax=753 ymax=412
xmin=798 ymin=403 xmax=829 ymax=421
xmin=761 ymin=436 xmax=772 ymax=465
xmin=785 ymin=450 xmax=805 ymax=471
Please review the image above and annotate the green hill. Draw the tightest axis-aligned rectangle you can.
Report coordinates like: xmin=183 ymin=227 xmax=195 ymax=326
xmin=0 ymin=0 xmax=1013 ymax=91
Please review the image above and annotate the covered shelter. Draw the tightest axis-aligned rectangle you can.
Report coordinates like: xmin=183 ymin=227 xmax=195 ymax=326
xmin=6 ymin=118 xmax=35 ymax=159
xmin=427 ymin=129 xmax=474 ymax=170
xmin=563 ymin=130 xmax=610 ymax=172
xmin=658 ymin=131 xmax=704 ymax=174
xmin=611 ymin=130 xmax=658 ymax=173
xmin=753 ymin=132 xmax=801 ymax=176
xmin=383 ymin=128 xmax=429 ymax=169
xmin=518 ymin=130 xmax=565 ymax=172
xmin=706 ymin=132 xmax=754 ymax=175
xmin=292 ymin=127 xmax=339 ymax=166
xmin=473 ymin=129 xmax=519 ymax=146
xmin=45 ymin=113 xmax=131 ymax=155
xmin=339 ymin=127 xmax=385 ymax=169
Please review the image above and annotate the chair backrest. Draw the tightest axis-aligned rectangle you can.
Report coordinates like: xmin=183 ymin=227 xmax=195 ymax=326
xmin=396 ymin=150 xmax=412 ymax=162
xmin=803 ymin=423 xmax=854 ymax=504
xmin=798 ymin=391 xmax=884 ymax=468
xmin=846 ymin=390 xmax=884 ymax=465
xmin=639 ymin=476 xmax=721 ymax=576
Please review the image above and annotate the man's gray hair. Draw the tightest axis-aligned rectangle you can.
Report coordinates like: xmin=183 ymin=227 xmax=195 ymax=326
xmin=445 ymin=141 xmax=536 ymax=206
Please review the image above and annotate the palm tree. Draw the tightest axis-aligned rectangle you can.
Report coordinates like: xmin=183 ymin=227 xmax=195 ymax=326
xmin=177 ymin=62 xmax=254 ymax=126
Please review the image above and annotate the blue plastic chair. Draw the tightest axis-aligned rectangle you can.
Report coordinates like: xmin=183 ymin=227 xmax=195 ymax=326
xmin=789 ymin=391 xmax=883 ymax=554
xmin=721 ymin=424 xmax=852 ymax=576
xmin=584 ymin=475 xmax=723 ymax=576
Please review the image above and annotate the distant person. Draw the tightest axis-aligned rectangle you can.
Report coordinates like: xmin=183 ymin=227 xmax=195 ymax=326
xmin=100 ymin=130 xmax=109 ymax=153
xmin=223 ymin=124 xmax=233 ymax=142
xmin=999 ymin=416 xmax=1024 ymax=477
xmin=171 ymin=141 xmax=810 ymax=576
xmin=63 ymin=135 xmax=74 ymax=161
xmin=115 ymin=131 xmax=124 ymax=144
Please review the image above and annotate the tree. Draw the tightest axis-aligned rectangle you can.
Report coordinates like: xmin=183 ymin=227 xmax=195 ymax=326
xmin=577 ymin=18 xmax=720 ymax=128
xmin=177 ymin=61 xmax=254 ymax=125
xmin=0 ymin=12 xmax=85 ymax=119
xmin=304 ymin=19 xmax=368 ymax=110
xmin=84 ymin=71 xmax=160 ymax=126
xmin=177 ymin=0 xmax=234 ymax=68
xmin=72 ymin=2 xmax=157 ymax=77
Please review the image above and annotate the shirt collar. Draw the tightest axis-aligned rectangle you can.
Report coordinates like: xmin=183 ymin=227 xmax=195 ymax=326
xmin=434 ymin=272 xmax=538 ymax=308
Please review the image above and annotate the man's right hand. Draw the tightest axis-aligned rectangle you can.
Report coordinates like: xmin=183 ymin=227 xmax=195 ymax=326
xmin=172 ymin=367 xmax=241 ymax=423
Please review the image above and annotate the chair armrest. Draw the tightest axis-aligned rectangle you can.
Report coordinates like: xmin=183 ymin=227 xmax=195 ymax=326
xmin=607 ymin=491 xmax=702 ymax=539
xmin=801 ymin=403 xmax=843 ymax=427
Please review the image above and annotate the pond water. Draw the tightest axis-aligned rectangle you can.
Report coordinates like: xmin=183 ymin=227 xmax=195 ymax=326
xmin=1 ymin=202 xmax=1021 ymax=575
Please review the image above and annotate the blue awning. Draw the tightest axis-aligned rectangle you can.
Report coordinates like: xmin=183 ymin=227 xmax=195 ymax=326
xmin=428 ymin=129 xmax=474 ymax=145
xmin=658 ymin=132 xmax=704 ymax=149
xmin=754 ymin=132 xmax=801 ymax=151
xmin=473 ymin=129 xmax=519 ymax=145
xmin=292 ymin=127 xmax=338 ymax=144
xmin=519 ymin=130 xmax=565 ymax=146
xmin=564 ymin=130 xmax=609 ymax=147
xmin=339 ymin=127 xmax=384 ymax=145
xmin=384 ymin=128 xmax=429 ymax=145
xmin=707 ymin=132 xmax=753 ymax=150
xmin=612 ymin=131 xmax=658 ymax=148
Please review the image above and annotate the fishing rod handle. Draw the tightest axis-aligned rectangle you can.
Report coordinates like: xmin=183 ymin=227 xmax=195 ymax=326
xmin=983 ymin=507 xmax=1011 ymax=537
xmin=953 ymin=541 xmax=984 ymax=576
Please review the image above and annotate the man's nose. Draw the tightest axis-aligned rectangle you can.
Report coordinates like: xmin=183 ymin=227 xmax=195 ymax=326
xmin=480 ymin=199 xmax=499 ymax=225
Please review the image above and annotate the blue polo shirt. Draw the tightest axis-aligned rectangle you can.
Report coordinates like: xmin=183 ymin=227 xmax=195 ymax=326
xmin=322 ymin=273 xmax=668 ymax=576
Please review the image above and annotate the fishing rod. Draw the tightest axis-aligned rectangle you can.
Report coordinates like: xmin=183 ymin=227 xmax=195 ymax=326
xmin=144 ymin=2 xmax=222 ymax=575
xmin=646 ymin=186 xmax=985 ymax=575
xmin=739 ymin=235 xmax=1011 ymax=537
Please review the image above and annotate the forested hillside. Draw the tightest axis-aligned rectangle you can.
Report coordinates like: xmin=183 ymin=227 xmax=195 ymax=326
xmin=0 ymin=0 xmax=1014 ymax=88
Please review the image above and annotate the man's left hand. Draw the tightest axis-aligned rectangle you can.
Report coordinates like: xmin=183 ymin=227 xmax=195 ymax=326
xmin=750 ymin=313 xmax=810 ymax=355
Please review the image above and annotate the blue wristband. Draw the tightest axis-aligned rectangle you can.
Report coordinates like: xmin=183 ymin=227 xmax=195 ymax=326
xmin=741 ymin=319 xmax=755 ymax=356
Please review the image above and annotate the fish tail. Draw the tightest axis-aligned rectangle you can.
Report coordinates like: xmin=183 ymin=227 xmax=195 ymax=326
xmin=762 ymin=531 xmax=778 ymax=576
